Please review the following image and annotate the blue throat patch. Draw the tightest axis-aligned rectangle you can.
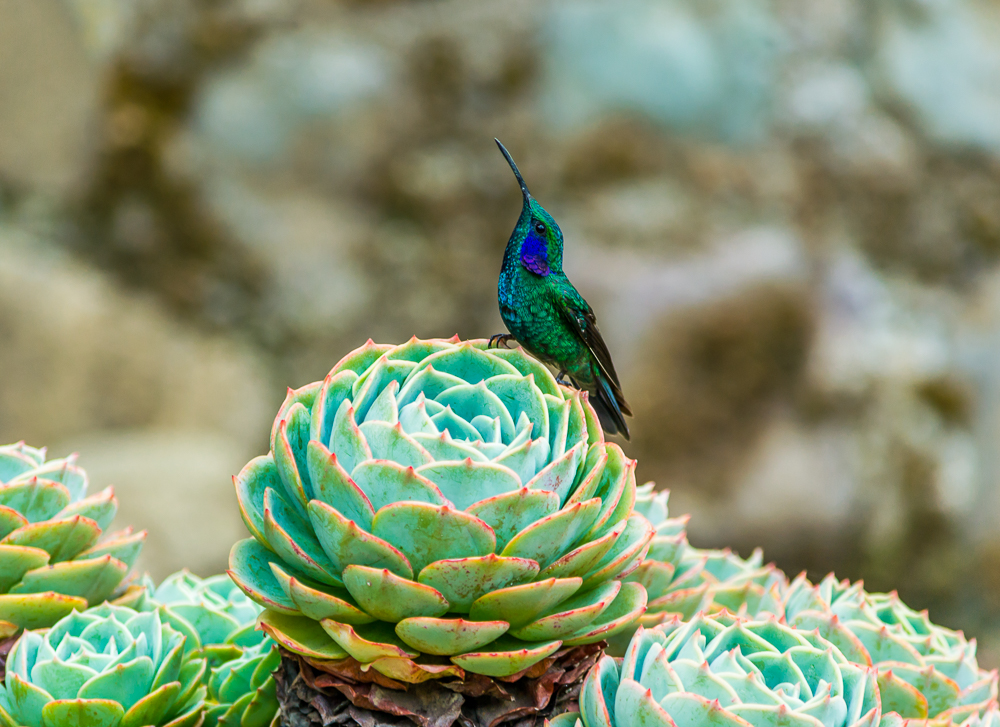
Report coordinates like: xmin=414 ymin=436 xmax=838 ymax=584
xmin=520 ymin=235 xmax=550 ymax=276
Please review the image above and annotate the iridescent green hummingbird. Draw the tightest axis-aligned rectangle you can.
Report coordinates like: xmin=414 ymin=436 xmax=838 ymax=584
xmin=490 ymin=139 xmax=632 ymax=439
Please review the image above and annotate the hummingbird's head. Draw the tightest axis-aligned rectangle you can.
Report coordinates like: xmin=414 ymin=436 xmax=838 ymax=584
xmin=495 ymin=139 xmax=564 ymax=276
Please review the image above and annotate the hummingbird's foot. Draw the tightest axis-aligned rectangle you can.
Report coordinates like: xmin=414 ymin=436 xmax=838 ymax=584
xmin=489 ymin=334 xmax=514 ymax=349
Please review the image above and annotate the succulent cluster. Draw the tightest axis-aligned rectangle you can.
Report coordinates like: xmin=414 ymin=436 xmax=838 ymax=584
xmin=783 ymin=573 xmax=998 ymax=723
xmin=0 ymin=443 xmax=145 ymax=634
xmin=555 ymin=476 xmax=999 ymax=727
xmin=556 ymin=575 xmax=1000 ymax=727
xmin=2 ymin=337 xmax=997 ymax=727
xmin=229 ymin=337 xmax=652 ymax=680
xmin=0 ymin=604 xmax=205 ymax=727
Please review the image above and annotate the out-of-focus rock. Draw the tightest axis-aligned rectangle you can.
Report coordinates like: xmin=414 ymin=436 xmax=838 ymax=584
xmin=715 ymin=418 xmax=858 ymax=544
xmin=60 ymin=0 xmax=139 ymax=60
xmin=564 ymin=226 xmax=810 ymax=369
xmin=874 ymin=0 xmax=1000 ymax=155
xmin=779 ymin=61 xmax=923 ymax=187
xmin=807 ymin=248 xmax=956 ymax=396
xmin=782 ymin=62 xmax=869 ymax=132
xmin=204 ymin=182 xmax=372 ymax=346
xmin=959 ymin=268 xmax=1000 ymax=543
xmin=576 ymin=179 xmax=698 ymax=252
xmin=52 ymin=430 xmax=250 ymax=579
xmin=773 ymin=0 xmax=861 ymax=56
xmin=192 ymin=30 xmax=393 ymax=168
xmin=541 ymin=0 xmax=783 ymax=142
xmin=0 ymin=0 xmax=99 ymax=193
xmin=826 ymin=112 xmax=922 ymax=189
xmin=629 ymin=281 xmax=814 ymax=498
xmin=0 ymin=225 xmax=274 ymax=448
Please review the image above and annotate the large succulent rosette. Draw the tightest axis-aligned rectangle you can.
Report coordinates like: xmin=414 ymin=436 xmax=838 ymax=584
xmin=783 ymin=574 xmax=999 ymax=723
xmin=561 ymin=612 xmax=882 ymax=727
xmin=607 ymin=485 xmax=785 ymax=655
xmin=228 ymin=338 xmax=651 ymax=680
xmin=0 ymin=604 xmax=205 ymax=727
xmin=0 ymin=443 xmax=146 ymax=634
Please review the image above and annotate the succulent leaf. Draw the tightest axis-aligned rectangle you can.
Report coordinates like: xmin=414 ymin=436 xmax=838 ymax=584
xmin=449 ymin=635 xmax=563 ymax=678
xmin=416 ymin=555 xmax=540 ymax=613
xmin=395 ymin=617 xmax=510 ymax=656
xmin=469 ymin=577 xmax=583 ymax=628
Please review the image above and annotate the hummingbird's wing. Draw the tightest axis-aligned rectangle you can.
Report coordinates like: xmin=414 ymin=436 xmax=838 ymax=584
xmin=556 ymin=291 xmax=633 ymax=417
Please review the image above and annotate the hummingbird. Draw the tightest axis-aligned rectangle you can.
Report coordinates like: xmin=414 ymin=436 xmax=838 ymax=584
xmin=490 ymin=139 xmax=632 ymax=439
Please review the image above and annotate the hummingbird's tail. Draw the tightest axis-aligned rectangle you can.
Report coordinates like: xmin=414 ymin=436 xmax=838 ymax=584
xmin=591 ymin=369 xmax=631 ymax=440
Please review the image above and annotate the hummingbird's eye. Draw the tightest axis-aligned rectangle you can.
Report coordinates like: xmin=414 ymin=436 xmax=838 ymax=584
xmin=534 ymin=222 xmax=546 ymax=234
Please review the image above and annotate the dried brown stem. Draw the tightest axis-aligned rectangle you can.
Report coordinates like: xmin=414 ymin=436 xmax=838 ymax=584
xmin=274 ymin=643 xmax=604 ymax=727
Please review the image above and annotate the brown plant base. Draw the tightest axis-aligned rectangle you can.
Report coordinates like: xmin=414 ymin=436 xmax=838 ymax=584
xmin=274 ymin=643 xmax=605 ymax=727
xmin=0 ymin=633 xmax=19 ymax=682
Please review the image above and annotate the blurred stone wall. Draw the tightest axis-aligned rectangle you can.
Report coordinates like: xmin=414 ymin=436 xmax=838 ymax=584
xmin=2 ymin=0 xmax=1000 ymax=664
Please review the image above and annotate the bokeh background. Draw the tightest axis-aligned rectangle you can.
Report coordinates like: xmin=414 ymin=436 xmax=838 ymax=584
xmin=2 ymin=0 xmax=1000 ymax=665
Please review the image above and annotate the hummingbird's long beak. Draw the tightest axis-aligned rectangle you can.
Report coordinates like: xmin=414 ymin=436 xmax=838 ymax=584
xmin=495 ymin=139 xmax=531 ymax=202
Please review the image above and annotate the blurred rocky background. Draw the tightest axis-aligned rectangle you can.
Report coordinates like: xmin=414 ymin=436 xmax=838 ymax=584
xmin=2 ymin=0 xmax=1000 ymax=664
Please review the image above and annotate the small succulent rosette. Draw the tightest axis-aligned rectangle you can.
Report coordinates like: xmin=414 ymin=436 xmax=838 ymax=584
xmin=783 ymin=574 xmax=999 ymax=723
xmin=204 ymin=638 xmax=280 ymax=727
xmin=0 ymin=604 xmax=205 ymax=727
xmin=229 ymin=337 xmax=652 ymax=680
xmin=606 ymin=485 xmax=785 ymax=655
xmin=143 ymin=571 xmax=279 ymax=727
xmin=0 ymin=443 xmax=146 ymax=633
xmin=147 ymin=571 xmax=264 ymax=654
xmin=559 ymin=612 xmax=882 ymax=727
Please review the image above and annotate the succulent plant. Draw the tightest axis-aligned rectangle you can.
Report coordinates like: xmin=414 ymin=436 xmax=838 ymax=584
xmin=146 ymin=571 xmax=264 ymax=653
xmin=606 ymin=485 xmax=785 ymax=655
xmin=569 ymin=612 xmax=882 ymax=727
xmin=0 ymin=442 xmax=146 ymax=634
xmin=204 ymin=638 xmax=280 ymax=727
xmin=783 ymin=574 xmax=998 ymax=724
xmin=139 ymin=571 xmax=279 ymax=727
xmin=0 ymin=603 xmax=205 ymax=727
xmin=229 ymin=337 xmax=651 ymax=681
